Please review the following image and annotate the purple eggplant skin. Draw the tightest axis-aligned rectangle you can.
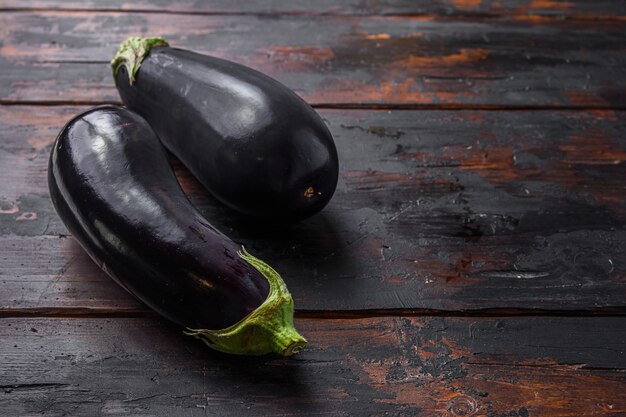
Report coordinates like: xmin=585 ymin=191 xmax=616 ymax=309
xmin=113 ymin=38 xmax=339 ymax=221
xmin=48 ymin=105 xmax=270 ymax=330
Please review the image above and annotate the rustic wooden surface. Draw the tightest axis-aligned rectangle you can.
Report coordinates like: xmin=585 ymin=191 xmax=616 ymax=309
xmin=2 ymin=107 xmax=626 ymax=313
xmin=1 ymin=12 xmax=626 ymax=107
xmin=3 ymin=0 xmax=625 ymax=18
xmin=1 ymin=317 xmax=625 ymax=416
xmin=1 ymin=1 xmax=625 ymax=416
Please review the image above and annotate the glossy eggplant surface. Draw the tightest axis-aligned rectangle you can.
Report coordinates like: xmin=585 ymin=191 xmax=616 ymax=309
xmin=48 ymin=105 xmax=306 ymax=356
xmin=112 ymin=37 xmax=339 ymax=221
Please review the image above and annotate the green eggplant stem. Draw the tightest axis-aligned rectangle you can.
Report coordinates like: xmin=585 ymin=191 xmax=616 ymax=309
xmin=111 ymin=36 xmax=169 ymax=85
xmin=185 ymin=247 xmax=307 ymax=356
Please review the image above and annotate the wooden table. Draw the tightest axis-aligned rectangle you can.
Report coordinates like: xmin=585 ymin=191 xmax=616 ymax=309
xmin=1 ymin=1 xmax=625 ymax=415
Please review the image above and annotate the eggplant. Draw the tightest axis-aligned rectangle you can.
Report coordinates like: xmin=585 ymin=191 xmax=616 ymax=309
xmin=48 ymin=105 xmax=306 ymax=356
xmin=111 ymin=36 xmax=338 ymax=221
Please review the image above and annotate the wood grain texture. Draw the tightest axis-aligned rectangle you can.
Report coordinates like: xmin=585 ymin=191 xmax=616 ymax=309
xmin=1 ymin=106 xmax=625 ymax=313
xmin=0 ymin=316 xmax=624 ymax=416
xmin=0 ymin=12 xmax=625 ymax=107
xmin=1 ymin=0 xmax=624 ymax=20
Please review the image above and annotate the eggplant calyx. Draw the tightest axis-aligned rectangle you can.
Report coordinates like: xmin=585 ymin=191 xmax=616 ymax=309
xmin=184 ymin=247 xmax=307 ymax=356
xmin=111 ymin=36 xmax=169 ymax=85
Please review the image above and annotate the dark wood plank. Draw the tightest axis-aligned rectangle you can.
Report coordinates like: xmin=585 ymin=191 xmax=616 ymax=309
xmin=1 ymin=0 xmax=624 ymax=20
xmin=1 ymin=106 xmax=625 ymax=313
xmin=1 ymin=12 xmax=625 ymax=107
xmin=0 ymin=316 xmax=624 ymax=416
xmin=0 ymin=235 xmax=138 ymax=312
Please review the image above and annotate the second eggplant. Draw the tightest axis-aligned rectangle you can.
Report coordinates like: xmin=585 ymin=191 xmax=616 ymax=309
xmin=111 ymin=36 xmax=339 ymax=221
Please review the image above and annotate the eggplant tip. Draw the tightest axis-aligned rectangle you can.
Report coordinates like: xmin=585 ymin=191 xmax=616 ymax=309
xmin=183 ymin=248 xmax=307 ymax=356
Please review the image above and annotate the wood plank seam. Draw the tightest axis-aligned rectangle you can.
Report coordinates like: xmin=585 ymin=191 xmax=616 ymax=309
xmin=1 ymin=7 xmax=625 ymax=23
xmin=1 ymin=307 xmax=626 ymax=319
xmin=2 ymin=101 xmax=626 ymax=111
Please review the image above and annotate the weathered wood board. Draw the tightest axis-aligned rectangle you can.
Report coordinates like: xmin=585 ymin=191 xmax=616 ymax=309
xmin=2 ymin=0 xmax=624 ymax=19
xmin=1 ymin=106 xmax=624 ymax=313
xmin=1 ymin=316 xmax=625 ymax=416
xmin=1 ymin=12 xmax=625 ymax=107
